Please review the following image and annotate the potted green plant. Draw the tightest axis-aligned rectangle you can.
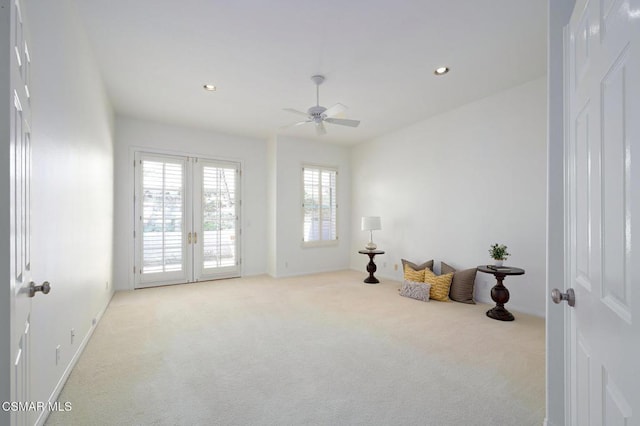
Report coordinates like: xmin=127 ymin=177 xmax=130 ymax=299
xmin=489 ymin=243 xmax=510 ymax=266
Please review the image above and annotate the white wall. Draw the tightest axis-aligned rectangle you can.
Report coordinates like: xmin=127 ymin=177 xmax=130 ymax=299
xmin=113 ymin=116 xmax=268 ymax=290
xmin=26 ymin=0 xmax=115 ymax=423
xmin=271 ymin=136 xmax=351 ymax=277
xmin=350 ymin=77 xmax=547 ymax=317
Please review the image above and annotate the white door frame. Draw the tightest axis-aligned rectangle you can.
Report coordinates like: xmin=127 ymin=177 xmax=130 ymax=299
xmin=547 ymin=1 xmax=577 ymax=425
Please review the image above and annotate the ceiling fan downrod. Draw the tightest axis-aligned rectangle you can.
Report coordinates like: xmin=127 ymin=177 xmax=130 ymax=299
xmin=311 ymin=75 xmax=324 ymax=107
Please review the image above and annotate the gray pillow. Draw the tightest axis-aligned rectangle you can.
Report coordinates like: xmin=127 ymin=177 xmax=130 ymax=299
xmin=401 ymin=259 xmax=434 ymax=271
xmin=399 ymin=280 xmax=432 ymax=302
xmin=441 ymin=262 xmax=477 ymax=304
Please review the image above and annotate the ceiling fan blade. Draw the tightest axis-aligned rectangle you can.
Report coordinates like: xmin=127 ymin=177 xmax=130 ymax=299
xmin=316 ymin=121 xmax=327 ymax=136
xmin=323 ymin=103 xmax=347 ymax=118
xmin=325 ymin=117 xmax=360 ymax=127
xmin=283 ymin=108 xmax=310 ymax=118
xmin=279 ymin=120 xmax=311 ymax=130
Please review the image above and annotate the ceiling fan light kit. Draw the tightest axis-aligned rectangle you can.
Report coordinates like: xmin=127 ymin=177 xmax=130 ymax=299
xmin=434 ymin=66 xmax=450 ymax=75
xmin=282 ymin=75 xmax=360 ymax=136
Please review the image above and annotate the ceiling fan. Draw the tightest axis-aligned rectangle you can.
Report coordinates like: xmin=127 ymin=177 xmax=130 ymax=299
xmin=282 ymin=75 xmax=360 ymax=136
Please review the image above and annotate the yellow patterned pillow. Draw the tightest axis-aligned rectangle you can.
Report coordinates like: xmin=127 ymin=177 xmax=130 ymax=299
xmin=424 ymin=269 xmax=453 ymax=301
xmin=404 ymin=265 xmax=425 ymax=282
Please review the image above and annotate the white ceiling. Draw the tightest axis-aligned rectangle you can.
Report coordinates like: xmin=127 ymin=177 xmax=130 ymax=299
xmin=74 ymin=0 xmax=547 ymax=145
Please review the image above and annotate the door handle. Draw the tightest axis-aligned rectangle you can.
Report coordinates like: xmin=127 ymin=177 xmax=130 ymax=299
xmin=29 ymin=281 xmax=51 ymax=298
xmin=193 ymin=232 xmax=197 ymax=244
xmin=188 ymin=232 xmax=192 ymax=244
xmin=551 ymin=288 xmax=575 ymax=307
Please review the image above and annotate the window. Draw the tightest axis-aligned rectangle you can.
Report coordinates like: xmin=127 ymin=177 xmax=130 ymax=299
xmin=303 ymin=166 xmax=337 ymax=245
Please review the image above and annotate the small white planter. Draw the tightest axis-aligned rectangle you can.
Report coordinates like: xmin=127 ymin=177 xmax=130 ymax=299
xmin=494 ymin=260 xmax=504 ymax=267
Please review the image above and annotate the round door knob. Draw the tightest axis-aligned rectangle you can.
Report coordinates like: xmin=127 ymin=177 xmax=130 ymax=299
xmin=551 ymin=288 xmax=575 ymax=307
xmin=29 ymin=281 xmax=52 ymax=298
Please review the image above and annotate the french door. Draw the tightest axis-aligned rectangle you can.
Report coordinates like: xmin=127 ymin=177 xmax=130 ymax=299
xmin=134 ymin=152 xmax=241 ymax=288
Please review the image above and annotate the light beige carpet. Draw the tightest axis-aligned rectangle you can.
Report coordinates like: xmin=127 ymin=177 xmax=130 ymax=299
xmin=46 ymin=270 xmax=545 ymax=426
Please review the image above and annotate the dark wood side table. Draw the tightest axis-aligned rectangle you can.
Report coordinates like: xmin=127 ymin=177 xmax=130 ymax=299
xmin=477 ymin=265 xmax=525 ymax=321
xmin=358 ymin=250 xmax=385 ymax=284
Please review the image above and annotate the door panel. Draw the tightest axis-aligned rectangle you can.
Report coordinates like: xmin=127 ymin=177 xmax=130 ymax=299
xmin=566 ymin=0 xmax=639 ymax=423
xmin=600 ymin=44 xmax=632 ymax=322
xmin=573 ymin=101 xmax=593 ymax=291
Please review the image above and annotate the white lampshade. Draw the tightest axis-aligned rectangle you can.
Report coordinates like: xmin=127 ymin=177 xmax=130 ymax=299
xmin=361 ymin=216 xmax=381 ymax=231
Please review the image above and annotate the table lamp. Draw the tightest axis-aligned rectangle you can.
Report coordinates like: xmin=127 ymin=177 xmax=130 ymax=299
xmin=361 ymin=216 xmax=381 ymax=250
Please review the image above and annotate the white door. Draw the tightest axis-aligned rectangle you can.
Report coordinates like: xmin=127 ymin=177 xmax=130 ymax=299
xmin=135 ymin=153 xmax=190 ymax=287
xmin=565 ymin=0 xmax=639 ymax=423
xmin=134 ymin=153 xmax=240 ymax=288
xmin=8 ymin=0 xmax=37 ymax=424
xmin=193 ymin=159 xmax=240 ymax=281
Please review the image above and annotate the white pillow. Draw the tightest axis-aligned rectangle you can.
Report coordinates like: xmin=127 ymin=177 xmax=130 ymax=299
xmin=399 ymin=280 xmax=431 ymax=302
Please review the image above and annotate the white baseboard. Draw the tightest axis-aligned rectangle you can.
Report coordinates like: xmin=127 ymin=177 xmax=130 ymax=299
xmin=35 ymin=292 xmax=114 ymax=426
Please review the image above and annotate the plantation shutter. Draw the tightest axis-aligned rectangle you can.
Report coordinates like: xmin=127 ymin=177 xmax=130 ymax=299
xmin=201 ymin=163 xmax=238 ymax=270
xmin=303 ymin=166 xmax=337 ymax=244
xmin=141 ymin=158 xmax=185 ymax=275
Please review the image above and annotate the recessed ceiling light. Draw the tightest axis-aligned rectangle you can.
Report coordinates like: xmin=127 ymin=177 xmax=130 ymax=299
xmin=203 ymin=84 xmax=216 ymax=91
xmin=434 ymin=67 xmax=450 ymax=76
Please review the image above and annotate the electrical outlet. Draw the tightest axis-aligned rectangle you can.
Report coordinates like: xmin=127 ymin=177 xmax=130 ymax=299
xmin=70 ymin=328 xmax=75 ymax=344
xmin=55 ymin=345 xmax=61 ymax=365
xmin=394 ymin=264 xmax=398 ymax=271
